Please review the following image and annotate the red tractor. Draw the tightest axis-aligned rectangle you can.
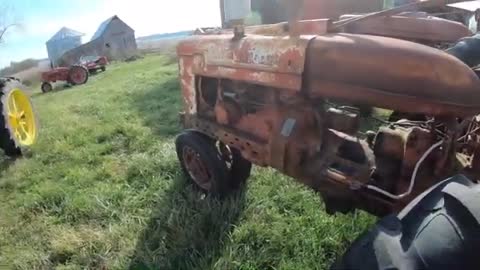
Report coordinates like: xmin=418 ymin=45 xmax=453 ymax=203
xmin=40 ymin=65 xmax=89 ymax=93
xmin=79 ymin=55 xmax=108 ymax=74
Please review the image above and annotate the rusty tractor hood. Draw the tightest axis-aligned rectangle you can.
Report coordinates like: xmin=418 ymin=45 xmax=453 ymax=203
xmin=178 ymin=32 xmax=480 ymax=117
xmin=305 ymin=33 xmax=480 ymax=116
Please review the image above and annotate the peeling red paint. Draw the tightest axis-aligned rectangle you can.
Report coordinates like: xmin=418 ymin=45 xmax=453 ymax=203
xmin=177 ymin=34 xmax=314 ymax=91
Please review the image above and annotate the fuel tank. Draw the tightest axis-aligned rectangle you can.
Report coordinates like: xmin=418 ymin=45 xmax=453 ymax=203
xmin=305 ymin=33 xmax=480 ymax=116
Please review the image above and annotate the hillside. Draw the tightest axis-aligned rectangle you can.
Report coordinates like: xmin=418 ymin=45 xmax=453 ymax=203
xmin=0 ymin=54 xmax=374 ymax=270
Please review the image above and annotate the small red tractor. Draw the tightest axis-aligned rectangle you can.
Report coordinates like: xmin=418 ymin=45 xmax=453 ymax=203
xmin=79 ymin=55 xmax=108 ymax=74
xmin=175 ymin=0 xmax=480 ymax=268
xmin=40 ymin=65 xmax=89 ymax=93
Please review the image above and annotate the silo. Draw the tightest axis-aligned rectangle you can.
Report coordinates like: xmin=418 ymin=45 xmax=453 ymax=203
xmin=46 ymin=27 xmax=84 ymax=67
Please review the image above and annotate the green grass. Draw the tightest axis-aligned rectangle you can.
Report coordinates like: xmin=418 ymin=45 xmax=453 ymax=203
xmin=0 ymin=55 xmax=375 ymax=270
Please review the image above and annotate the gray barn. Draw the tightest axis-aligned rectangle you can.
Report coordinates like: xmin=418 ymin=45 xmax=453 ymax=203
xmin=59 ymin=15 xmax=137 ymax=66
xmin=91 ymin=15 xmax=137 ymax=59
xmin=46 ymin=27 xmax=84 ymax=67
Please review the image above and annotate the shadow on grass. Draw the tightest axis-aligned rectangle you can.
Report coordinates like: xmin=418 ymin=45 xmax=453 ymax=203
xmin=87 ymin=69 xmax=107 ymax=77
xmin=31 ymin=83 xmax=74 ymax=98
xmin=0 ymin=155 xmax=18 ymax=171
xmin=129 ymin=178 xmax=247 ymax=270
xmin=132 ymin=77 xmax=183 ymax=138
xmin=129 ymin=68 xmax=245 ymax=269
xmin=30 ymin=92 xmax=44 ymax=98
xmin=0 ymin=153 xmax=23 ymax=190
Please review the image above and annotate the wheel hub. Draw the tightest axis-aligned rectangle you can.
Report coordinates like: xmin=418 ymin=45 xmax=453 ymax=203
xmin=71 ymin=68 xmax=87 ymax=84
xmin=183 ymin=146 xmax=212 ymax=190
xmin=42 ymin=83 xmax=52 ymax=92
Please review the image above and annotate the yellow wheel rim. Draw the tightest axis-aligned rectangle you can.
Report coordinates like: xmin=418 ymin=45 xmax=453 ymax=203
xmin=4 ymin=88 xmax=37 ymax=146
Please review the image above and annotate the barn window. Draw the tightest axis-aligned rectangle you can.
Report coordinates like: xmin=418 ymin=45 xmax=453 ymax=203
xmin=105 ymin=43 xmax=111 ymax=48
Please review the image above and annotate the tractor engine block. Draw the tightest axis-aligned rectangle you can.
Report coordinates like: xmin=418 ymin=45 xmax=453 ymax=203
xmin=187 ymin=75 xmax=467 ymax=216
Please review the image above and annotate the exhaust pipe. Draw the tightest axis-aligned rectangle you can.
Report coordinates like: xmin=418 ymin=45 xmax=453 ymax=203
xmin=222 ymin=0 xmax=251 ymax=38
xmin=280 ymin=0 xmax=305 ymax=36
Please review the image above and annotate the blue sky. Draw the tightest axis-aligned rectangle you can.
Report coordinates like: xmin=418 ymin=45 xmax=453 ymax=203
xmin=0 ymin=0 xmax=222 ymax=68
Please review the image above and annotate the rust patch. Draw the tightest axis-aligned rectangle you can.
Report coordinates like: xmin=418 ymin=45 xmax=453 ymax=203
xmin=178 ymin=57 xmax=197 ymax=114
xmin=177 ymin=35 xmax=315 ymax=91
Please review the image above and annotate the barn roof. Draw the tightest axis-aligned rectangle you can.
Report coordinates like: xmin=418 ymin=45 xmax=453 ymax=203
xmin=91 ymin=16 xmax=115 ymax=41
xmin=91 ymin=15 xmax=134 ymax=41
xmin=47 ymin=27 xmax=84 ymax=43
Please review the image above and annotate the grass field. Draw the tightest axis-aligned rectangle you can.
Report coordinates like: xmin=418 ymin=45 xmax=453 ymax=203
xmin=0 ymin=55 xmax=375 ymax=270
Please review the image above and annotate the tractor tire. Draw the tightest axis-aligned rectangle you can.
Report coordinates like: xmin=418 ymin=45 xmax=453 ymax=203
xmin=176 ymin=131 xmax=231 ymax=196
xmin=41 ymin=82 xmax=53 ymax=93
xmin=229 ymin=147 xmax=252 ymax=189
xmin=332 ymin=174 xmax=480 ymax=270
xmin=68 ymin=65 xmax=89 ymax=85
xmin=0 ymin=78 xmax=38 ymax=156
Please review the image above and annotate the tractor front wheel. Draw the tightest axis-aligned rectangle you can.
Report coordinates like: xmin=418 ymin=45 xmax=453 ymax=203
xmin=175 ymin=131 xmax=252 ymax=196
xmin=68 ymin=65 xmax=89 ymax=85
xmin=41 ymin=82 xmax=53 ymax=93
xmin=0 ymin=78 xmax=38 ymax=156
xmin=176 ymin=131 xmax=231 ymax=196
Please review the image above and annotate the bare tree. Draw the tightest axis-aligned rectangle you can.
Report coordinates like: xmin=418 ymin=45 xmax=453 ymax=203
xmin=0 ymin=23 xmax=17 ymax=43
xmin=0 ymin=1 xmax=20 ymax=43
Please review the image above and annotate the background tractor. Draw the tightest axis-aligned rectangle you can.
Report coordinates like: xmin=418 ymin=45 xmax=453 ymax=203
xmin=176 ymin=0 xmax=480 ymax=268
xmin=40 ymin=65 xmax=89 ymax=93
xmin=0 ymin=77 xmax=38 ymax=156
xmin=79 ymin=55 xmax=108 ymax=74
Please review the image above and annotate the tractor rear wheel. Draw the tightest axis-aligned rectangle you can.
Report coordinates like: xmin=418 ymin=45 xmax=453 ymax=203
xmin=68 ymin=65 xmax=89 ymax=85
xmin=0 ymin=78 xmax=38 ymax=156
xmin=41 ymin=82 xmax=53 ymax=93
xmin=332 ymin=175 xmax=480 ymax=270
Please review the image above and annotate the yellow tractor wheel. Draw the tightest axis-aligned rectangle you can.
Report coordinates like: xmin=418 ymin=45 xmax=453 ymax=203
xmin=0 ymin=78 xmax=38 ymax=156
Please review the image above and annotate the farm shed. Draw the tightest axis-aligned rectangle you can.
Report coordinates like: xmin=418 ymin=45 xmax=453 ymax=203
xmin=46 ymin=27 xmax=84 ymax=67
xmin=59 ymin=15 xmax=137 ymax=66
